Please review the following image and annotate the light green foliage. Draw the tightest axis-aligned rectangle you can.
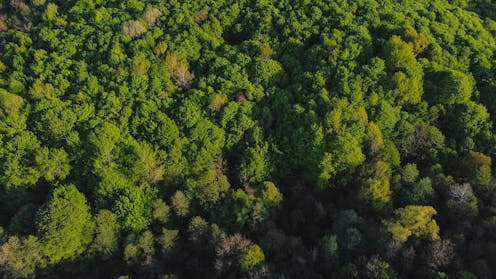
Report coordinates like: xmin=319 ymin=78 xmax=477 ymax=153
xmin=366 ymin=122 xmax=385 ymax=156
xmin=36 ymin=184 xmax=94 ymax=264
xmin=250 ymin=58 xmax=284 ymax=86
xmin=365 ymin=255 xmax=398 ymax=279
xmin=34 ymin=99 xmax=78 ymax=142
xmin=152 ymin=199 xmax=170 ymax=224
xmin=109 ymin=42 xmax=127 ymax=66
xmin=186 ymin=166 xmax=230 ymax=208
xmin=35 ymin=147 xmax=70 ymax=182
xmin=123 ymin=230 xmax=155 ymax=264
xmin=390 ymin=71 xmax=422 ymax=106
xmin=384 ymin=35 xmax=417 ymax=70
xmin=261 ymin=181 xmax=283 ymax=206
xmin=359 ymin=161 xmax=392 ymax=212
xmin=240 ymin=143 xmax=270 ymax=184
xmin=132 ymin=143 xmax=164 ymax=185
xmin=475 ymin=165 xmax=492 ymax=186
xmin=113 ymin=186 xmax=153 ymax=232
xmin=0 ymin=131 xmax=42 ymax=191
xmin=402 ymin=164 xmax=419 ymax=184
xmin=43 ymin=3 xmax=59 ymax=22
xmin=0 ymin=89 xmax=24 ymax=116
xmin=159 ymin=229 xmax=179 ymax=254
xmin=92 ymin=210 xmax=120 ymax=257
xmin=171 ymin=191 xmax=189 ymax=217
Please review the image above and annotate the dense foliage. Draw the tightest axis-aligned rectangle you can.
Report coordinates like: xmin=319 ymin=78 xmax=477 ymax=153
xmin=1 ymin=0 xmax=496 ymax=278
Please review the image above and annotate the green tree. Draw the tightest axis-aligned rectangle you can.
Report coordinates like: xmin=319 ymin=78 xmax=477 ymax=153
xmin=36 ymin=184 xmax=95 ymax=264
xmin=384 ymin=35 xmax=417 ymax=70
xmin=35 ymin=147 xmax=70 ymax=182
xmin=91 ymin=210 xmax=120 ymax=258
xmin=171 ymin=191 xmax=189 ymax=217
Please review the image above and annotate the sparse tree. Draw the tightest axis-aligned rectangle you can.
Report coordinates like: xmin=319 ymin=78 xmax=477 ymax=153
xmin=122 ymin=20 xmax=147 ymax=38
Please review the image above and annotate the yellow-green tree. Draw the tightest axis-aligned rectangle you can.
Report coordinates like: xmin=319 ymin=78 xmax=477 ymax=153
xmin=385 ymin=205 xmax=440 ymax=242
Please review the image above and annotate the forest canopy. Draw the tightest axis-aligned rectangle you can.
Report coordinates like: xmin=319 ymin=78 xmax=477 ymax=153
xmin=1 ymin=0 xmax=496 ymax=278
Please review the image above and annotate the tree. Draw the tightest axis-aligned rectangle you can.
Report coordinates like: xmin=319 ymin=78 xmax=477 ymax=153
xmin=364 ymin=255 xmax=398 ymax=279
xmin=0 ymin=235 xmax=46 ymax=278
xmin=317 ymin=234 xmax=338 ymax=270
xmin=159 ymin=229 xmax=179 ymax=255
xmin=366 ymin=122 xmax=385 ymax=156
xmin=475 ymin=165 xmax=492 ymax=186
xmin=171 ymin=191 xmax=189 ymax=217
xmin=142 ymin=8 xmax=162 ymax=26
xmin=240 ymin=244 xmax=265 ymax=272
xmin=402 ymin=164 xmax=419 ymax=184
xmin=165 ymin=53 xmax=195 ymax=90
xmin=425 ymin=70 xmax=473 ymax=105
xmin=35 ymin=147 xmax=70 ymax=182
xmin=239 ymin=143 xmax=271 ymax=184
xmin=123 ymin=230 xmax=155 ymax=265
xmin=208 ymin=94 xmax=227 ymax=112
xmin=8 ymin=204 xmax=37 ymax=235
xmin=36 ymin=184 xmax=94 ymax=264
xmin=386 ymin=205 xmax=440 ymax=243
xmin=91 ymin=210 xmax=120 ymax=258
xmin=133 ymin=143 xmax=165 ymax=185
xmin=384 ymin=35 xmax=417 ymax=70
xmin=122 ymin=20 xmax=147 ymax=38
xmin=390 ymin=71 xmax=422 ymax=106
xmin=250 ymin=58 xmax=284 ymax=86
xmin=0 ymin=89 xmax=24 ymax=116
xmin=445 ymin=183 xmax=478 ymax=220
xmin=0 ymin=131 xmax=42 ymax=192
xmin=113 ymin=186 xmax=153 ymax=232
xmin=261 ymin=181 xmax=283 ymax=206
xmin=152 ymin=199 xmax=170 ymax=224
xmin=421 ymin=239 xmax=454 ymax=270
xmin=359 ymin=161 xmax=392 ymax=212
xmin=215 ymin=234 xmax=252 ymax=275
xmin=42 ymin=3 xmax=58 ymax=22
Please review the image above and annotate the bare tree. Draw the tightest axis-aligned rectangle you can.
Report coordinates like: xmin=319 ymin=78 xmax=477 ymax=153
xmin=172 ymin=63 xmax=195 ymax=89
xmin=447 ymin=183 xmax=474 ymax=203
xmin=421 ymin=239 xmax=454 ymax=269
xmin=215 ymin=234 xmax=251 ymax=275
xmin=165 ymin=53 xmax=195 ymax=90
xmin=122 ymin=20 xmax=147 ymax=38
xmin=194 ymin=10 xmax=209 ymax=24
xmin=142 ymin=8 xmax=162 ymax=26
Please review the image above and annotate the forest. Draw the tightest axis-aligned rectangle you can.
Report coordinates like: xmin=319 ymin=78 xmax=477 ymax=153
xmin=1 ymin=0 xmax=496 ymax=278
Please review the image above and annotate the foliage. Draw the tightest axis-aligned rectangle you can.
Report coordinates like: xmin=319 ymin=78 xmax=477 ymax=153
xmin=36 ymin=184 xmax=94 ymax=264
xmin=386 ymin=206 xmax=440 ymax=243
xmin=0 ymin=0 xmax=496 ymax=277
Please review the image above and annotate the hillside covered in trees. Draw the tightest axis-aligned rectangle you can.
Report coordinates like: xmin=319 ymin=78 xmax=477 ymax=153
xmin=1 ymin=0 xmax=496 ymax=278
